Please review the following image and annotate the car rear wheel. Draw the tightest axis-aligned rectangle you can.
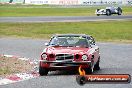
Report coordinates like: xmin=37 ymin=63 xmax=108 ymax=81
xmin=39 ymin=66 xmax=49 ymax=76
xmin=118 ymin=10 xmax=122 ymax=15
xmin=94 ymin=57 xmax=100 ymax=70
xmin=106 ymin=9 xmax=111 ymax=16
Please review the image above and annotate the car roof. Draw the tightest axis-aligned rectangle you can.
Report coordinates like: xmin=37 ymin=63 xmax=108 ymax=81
xmin=52 ymin=34 xmax=91 ymax=38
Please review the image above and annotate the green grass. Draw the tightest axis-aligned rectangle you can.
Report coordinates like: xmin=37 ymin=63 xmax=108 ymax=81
xmin=0 ymin=21 xmax=132 ymax=42
xmin=0 ymin=4 xmax=132 ymax=16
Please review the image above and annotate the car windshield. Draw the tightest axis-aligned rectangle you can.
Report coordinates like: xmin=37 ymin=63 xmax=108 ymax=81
xmin=49 ymin=36 xmax=90 ymax=47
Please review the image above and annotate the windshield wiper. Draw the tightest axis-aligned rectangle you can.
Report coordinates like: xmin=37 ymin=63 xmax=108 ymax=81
xmin=50 ymin=44 xmax=63 ymax=47
xmin=50 ymin=44 xmax=59 ymax=46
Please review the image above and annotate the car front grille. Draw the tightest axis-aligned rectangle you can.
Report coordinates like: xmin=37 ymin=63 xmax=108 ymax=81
xmin=55 ymin=54 xmax=74 ymax=60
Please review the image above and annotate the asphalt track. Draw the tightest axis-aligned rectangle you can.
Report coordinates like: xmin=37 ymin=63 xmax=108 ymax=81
xmin=0 ymin=38 xmax=132 ymax=88
xmin=0 ymin=15 xmax=132 ymax=22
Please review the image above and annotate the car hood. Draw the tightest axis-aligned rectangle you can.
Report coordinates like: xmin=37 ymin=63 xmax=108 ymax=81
xmin=45 ymin=46 xmax=90 ymax=55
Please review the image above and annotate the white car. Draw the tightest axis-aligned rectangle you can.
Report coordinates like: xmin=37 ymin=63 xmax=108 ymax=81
xmin=95 ymin=7 xmax=122 ymax=16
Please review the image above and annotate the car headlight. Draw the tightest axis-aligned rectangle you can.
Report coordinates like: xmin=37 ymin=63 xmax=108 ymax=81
xmin=82 ymin=55 xmax=88 ymax=60
xmin=41 ymin=53 xmax=47 ymax=60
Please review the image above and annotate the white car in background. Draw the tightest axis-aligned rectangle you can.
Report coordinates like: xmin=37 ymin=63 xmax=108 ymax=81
xmin=95 ymin=6 xmax=122 ymax=16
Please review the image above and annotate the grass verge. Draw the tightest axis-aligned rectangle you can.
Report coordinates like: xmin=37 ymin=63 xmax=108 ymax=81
xmin=0 ymin=4 xmax=132 ymax=16
xmin=0 ymin=21 xmax=132 ymax=43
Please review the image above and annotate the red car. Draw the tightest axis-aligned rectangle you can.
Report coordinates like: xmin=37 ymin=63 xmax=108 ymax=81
xmin=39 ymin=34 xmax=100 ymax=75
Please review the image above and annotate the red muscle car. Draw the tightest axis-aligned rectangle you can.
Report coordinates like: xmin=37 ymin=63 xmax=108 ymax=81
xmin=39 ymin=34 xmax=100 ymax=75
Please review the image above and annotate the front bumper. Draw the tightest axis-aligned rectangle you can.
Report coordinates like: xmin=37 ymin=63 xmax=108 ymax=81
xmin=40 ymin=60 xmax=92 ymax=70
xmin=40 ymin=60 xmax=91 ymax=64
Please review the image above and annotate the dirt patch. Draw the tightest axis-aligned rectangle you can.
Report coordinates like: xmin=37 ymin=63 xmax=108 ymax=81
xmin=0 ymin=55 xmax=34 ymax=78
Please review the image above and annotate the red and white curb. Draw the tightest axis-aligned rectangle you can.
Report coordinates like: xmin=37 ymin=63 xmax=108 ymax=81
xmin=0 ymin=54 xmax=39 ymax=85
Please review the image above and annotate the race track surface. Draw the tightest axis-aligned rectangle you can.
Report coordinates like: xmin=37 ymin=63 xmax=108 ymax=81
xmin=0 ymin=15 xmax=132 ymax=22
xmin=0 ymin=38 xmax=132 ymax=88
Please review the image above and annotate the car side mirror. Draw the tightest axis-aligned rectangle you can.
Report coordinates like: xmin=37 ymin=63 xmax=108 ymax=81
xmin=89 ymin=39 xmax=96 ymax=45
xmin=45 ymin=43 xmax=49 ymax=46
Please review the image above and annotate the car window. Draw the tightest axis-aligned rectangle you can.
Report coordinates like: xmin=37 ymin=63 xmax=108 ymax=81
xmin=49 ymin=36 xmax=90 ymax=47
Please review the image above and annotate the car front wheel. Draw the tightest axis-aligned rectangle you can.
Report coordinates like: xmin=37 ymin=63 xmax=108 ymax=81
xmin=85 ymin=66 xmax=93 ymax=74
xmin=39 ymin=66 xmax=49 ymax=76
xmin=97 ymin=14 xmax=100 ymax=16
xmin=94 ymin=57 xmax=100 ymax=70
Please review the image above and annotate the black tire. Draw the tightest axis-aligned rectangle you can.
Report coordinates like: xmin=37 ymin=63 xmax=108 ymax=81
xmin=106 ymin=9 xmax=111 ymax=16
xmin=39 ymin=66 xmax=49 ymax=76
xmin=94 ymin=57 xmax=100 ymax=70
xmin=85 ymin=67 xmax=93 ymax=74
xmin=97 ymin=14 xmax=100 ymax=16
xmin=118 ymin=9 xmax=122 ymax=15
xmin=96 ymin=9 xmax=100 ymax=16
